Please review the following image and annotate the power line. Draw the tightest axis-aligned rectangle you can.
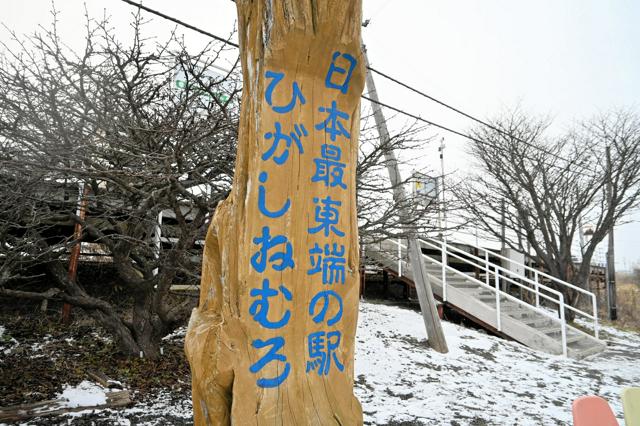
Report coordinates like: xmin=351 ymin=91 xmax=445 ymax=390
xmin=117 ymin=1 xmax=480 ymax=140
xmin=119 ymin=0 xmax=598 ymax=178
xmin=368 ymin=66 xmax=501 ymax=136
xmin=119 ymin=0 xmax=239 ymax=48
xmin=363 ymin=95 xmax=597 ymax=178
xmin=361 ymin=95 xmax=482 ymax=144
xmin=366 ymin=66 xmax=599 ymax=177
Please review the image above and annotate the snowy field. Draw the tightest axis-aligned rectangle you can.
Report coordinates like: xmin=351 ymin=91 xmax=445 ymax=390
xmin=2 ymin=301 xmax=639 ymax=425
xmin=354 ymin=302 xmax=639 ymax=425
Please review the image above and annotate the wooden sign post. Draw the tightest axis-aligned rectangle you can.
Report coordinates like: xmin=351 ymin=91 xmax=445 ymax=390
xmin=185 ymin=1 xmax=365 ymax=424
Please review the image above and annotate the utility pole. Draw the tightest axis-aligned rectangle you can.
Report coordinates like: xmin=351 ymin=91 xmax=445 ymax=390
xmin=364 ymin=47 xmax=448 ymax=353
xmin=438 ymin=138 xmax=447 ymax=237
xmin=500 ymin=199 xmax=506 ymax=253
xmin=606 ymin=145 xmax=617 ymax=320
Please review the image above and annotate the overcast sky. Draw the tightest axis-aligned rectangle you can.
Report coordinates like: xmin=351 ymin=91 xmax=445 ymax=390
xmin=4 ymin=1 xmax=640 ymax=269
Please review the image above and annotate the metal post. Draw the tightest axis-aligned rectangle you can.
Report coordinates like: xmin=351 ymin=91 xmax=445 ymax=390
xmin=442 ymin=239 xmax=448 ymax=302
xmin=605 ymin=145 xmax=617 ymax=320
xmin=592 ymin=295 xmax=599 ymax=339
xmin=495 ymin=266 xmax=501 ymax=331
xmin=559 ymin=295 xmax=568 ymax=357
xmin=397 ymin=238 xmax=402 ymax=277
xmin=439 ymin=138 xmax=447 ymax=233
xmin=484 ymin=251 xmax=490 ymax=288
xmin=534 ymin=271 xmax=540 ymax=308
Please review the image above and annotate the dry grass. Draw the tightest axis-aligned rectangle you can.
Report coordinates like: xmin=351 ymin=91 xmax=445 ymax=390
xmin=605 ymin=274 xmax=640 ymax=332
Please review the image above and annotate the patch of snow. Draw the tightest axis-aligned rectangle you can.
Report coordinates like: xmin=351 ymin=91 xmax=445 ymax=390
xmin=8 ymin=302 xmax=640 ymax=425
xmin=353 ymin=302 xmax=640 ymax=425
xmin=0 ymin=325 xmax=19 ymax=356
xmin=162 ymin=326 xmax=187 ymax=341
xmin=58 ymin=381 xmax=107 ymax=408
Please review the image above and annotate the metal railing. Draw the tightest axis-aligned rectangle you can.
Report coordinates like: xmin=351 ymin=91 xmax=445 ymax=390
xmin=371 ymin=237 xmax=603 ymax=357
xmin=380 ymin=238 xmax=570 ymax=356
xmin=421 ymin=237 xmax=599 ymax=340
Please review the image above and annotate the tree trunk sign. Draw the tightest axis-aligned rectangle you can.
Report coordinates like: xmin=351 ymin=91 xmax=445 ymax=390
xmin=185 ymin=1 xmax=365 ymax=424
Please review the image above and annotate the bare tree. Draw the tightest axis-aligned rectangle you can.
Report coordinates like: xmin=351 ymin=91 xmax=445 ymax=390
xmin=356 ymin=108 xmax=461 ymax=245
xmin=0 ymin=9 xmax=456 ymax=357
xmin=458 ymin=109 xmax=640 ymax=318
xmin=0 ymin=10 xmax=239 ymax=357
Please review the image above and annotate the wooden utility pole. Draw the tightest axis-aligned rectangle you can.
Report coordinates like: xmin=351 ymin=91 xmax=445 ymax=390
xmin=185 ymin=2 xmax=365 ymax=424
xmin=606 ymin=146 xmax=617 ymax=320
xmin=363 ymin=48 xmax=448 ymax=354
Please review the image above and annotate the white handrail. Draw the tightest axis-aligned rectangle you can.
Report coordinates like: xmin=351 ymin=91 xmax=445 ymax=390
xmin=421 ymin=237 xmax=599 ymax=339
xmin=430 ymin=236 xmax=598 ymax=314
xmin=495 ymin=266 xmax=501 ymax=331
xmin=372 ymin=238 xmax=592 ymax=356
xmin=393 ymin=239 xmax=571 ymax=356
xmin=385 ymin=239 xmax=565 ymax=309
xmin=383 ymin=237 xmax=567 ymax=310
xmin=442 ymin=238 xmax=448 ymax=302
xmin=421 ymin=239 xmax=565 ymax=306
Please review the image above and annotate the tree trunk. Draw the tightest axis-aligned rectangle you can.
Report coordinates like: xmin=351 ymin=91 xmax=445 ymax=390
xmin=46 ymin=259 xmax=160 ymax=358
xmin=185 ymin=1 xmax=364 ymax=424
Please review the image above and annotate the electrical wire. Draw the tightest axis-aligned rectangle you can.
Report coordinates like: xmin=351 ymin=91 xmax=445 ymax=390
xmin=366 ymin=66 xmax=599 ymax=177
xmin=362 ymin=95 xmax=597 ymax=178
xmin=118 ymin=0 xmax=600 ymax=179
xmin=119 ymin=0 xmax=239 ymax=48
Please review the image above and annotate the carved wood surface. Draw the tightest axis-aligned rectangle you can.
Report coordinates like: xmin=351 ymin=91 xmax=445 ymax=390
xmin=185 ymin=1 xmax=365 ymax=424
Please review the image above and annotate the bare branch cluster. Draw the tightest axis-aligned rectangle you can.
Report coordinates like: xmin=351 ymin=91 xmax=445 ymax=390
xmin=457 ymin=108 xmax=640 ymax=313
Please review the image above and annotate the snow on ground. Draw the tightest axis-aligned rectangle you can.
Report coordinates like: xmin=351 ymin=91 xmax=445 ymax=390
xmin=4 ymin=301 xmax=639 ymax=425
xmin=0 ymin=325 xmax=19 ymax=356
xmin=58 ymin=381 xmax=107 ymax=408
xmin=354 ymin=302 xmax=640 ymax=425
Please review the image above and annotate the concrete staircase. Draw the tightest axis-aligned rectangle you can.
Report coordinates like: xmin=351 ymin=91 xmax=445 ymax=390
xmin=365 ymin=238 xmax=606 ymax=359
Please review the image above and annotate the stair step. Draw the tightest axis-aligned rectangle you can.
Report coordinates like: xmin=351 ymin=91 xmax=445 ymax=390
xmin=539 ymin=326 xmax=563 ymax=336
xmin=450 ymin=282 xmax=480 ymax=289
xmin=523 ymin=318 xmax=553 ymax=328
xmin=567 ymin=334 xmax=585 ymax=345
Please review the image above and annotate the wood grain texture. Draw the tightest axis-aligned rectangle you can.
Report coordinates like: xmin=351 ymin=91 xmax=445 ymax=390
xmin=185 ymin=1 xmax=365 ymax=424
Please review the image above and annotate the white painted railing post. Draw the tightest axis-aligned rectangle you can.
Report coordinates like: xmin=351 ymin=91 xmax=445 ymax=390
xmin=494 ymin=266 xmax=501 ymax=332
xmin=484 ymin=251 xmax=490 ymax=288
xmin=442 ymin=238 xmax=448 ymax=302
xmin=592 ymin=295 xmax=599 ymax=339
xmin=534 ymin=271 xmax=540 ymax=308
xmin=397 ymin=238 xmax=402 ymax=277
xmin=559 ymin=295 xmax=568 ymax=357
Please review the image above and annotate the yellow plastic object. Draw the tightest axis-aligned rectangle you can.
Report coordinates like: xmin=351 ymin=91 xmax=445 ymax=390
xmin=622 ymin=387 xmax=640 ymax=426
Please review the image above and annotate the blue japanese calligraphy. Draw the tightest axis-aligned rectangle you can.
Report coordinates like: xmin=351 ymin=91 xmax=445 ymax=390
xmin=312 ymin=144 xmax=347 ymax=189
xmin=324 ymin=51 xmax=357 ymax=94
xmin=309 ymin=290 xmax=343 ymax=326
xmin=250 ymin=337 xmax=291 ymax=388
xmin=262 ymin=122 xmax=308 ymax=165
xmin=250 ymin=226 xmax=295 ymax=273
xmin=265 ymin=70 xmax=306 ymax=113
xmin=315 ymin=101 xmax=350 ymax=142
xmin=308 ymin=243 xmax=346 ymax=285
xmin=308 ymin=196 xmax=345 ymax=237
xmin=250 ymin=279 xmax=293 ymax=329
xmin=258 ymin=172 xmax=291 ymax=218
xmin=306 ymin=330 xmax=344 ymax=376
